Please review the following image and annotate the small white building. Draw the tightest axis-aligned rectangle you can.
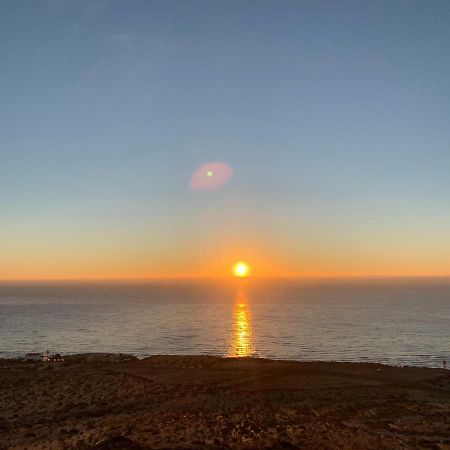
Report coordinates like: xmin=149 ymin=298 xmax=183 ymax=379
xmin=25 ymin=352 xmax=41 ymax=362
xmin=42 ymin=353 xmax=64 ymax=362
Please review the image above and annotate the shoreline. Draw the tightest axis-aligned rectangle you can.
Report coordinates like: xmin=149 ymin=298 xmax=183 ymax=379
xmin=1 ymin=354 xmax=449 ymax=449
xmin=2 ymin=352 xmax=446 ymax=370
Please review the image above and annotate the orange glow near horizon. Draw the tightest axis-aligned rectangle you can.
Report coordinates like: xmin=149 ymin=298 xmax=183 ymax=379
xmin=2 ymin=240 xmax=450 ymax=281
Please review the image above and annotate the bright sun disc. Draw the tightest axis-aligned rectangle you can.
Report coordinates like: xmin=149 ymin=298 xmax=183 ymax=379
xmin=233 ymin=261 xmax=250 ymax=278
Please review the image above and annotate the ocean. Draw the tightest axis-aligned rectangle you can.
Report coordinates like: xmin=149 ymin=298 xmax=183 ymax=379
xmin=0 ymin=278 xmax=449 ymax=367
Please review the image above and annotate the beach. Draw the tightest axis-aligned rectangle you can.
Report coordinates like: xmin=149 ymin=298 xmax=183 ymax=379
xmin=1 ymin=355 xmax=449 ymax=449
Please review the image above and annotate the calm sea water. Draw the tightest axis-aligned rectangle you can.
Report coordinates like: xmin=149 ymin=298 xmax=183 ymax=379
xmin=0 ymin=278 xmax=449 ymax=367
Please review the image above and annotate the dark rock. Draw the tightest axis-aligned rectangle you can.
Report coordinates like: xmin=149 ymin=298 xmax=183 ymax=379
xmin=94 ymin=435 xmax=146 ymax=449
xmin=269 ymin=441 xmax=300 ymax=449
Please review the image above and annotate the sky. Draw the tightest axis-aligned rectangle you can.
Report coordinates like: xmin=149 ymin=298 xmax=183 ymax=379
xmin=1 ymin=0 xmax=450 ymax=280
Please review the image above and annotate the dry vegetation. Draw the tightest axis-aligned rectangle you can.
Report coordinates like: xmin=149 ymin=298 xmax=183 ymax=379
xmin=1 ymin=355 xmax=449 ymax=449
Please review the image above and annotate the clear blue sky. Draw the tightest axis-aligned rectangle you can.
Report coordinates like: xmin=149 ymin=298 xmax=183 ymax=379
xmin=1 ymin=0 xmax=450 ymax=279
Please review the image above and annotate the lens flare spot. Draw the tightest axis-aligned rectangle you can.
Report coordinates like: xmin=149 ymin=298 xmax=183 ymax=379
xmin=190 ymin=162 xmax=234 ymax=191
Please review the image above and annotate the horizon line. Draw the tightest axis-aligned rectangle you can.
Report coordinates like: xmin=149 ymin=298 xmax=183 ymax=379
xmin=1 ymin=274 xmax=450 ymax=283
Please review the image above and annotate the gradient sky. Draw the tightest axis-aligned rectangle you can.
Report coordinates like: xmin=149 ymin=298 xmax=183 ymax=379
xmin=1 ymin=0 xmax=450 ymax=279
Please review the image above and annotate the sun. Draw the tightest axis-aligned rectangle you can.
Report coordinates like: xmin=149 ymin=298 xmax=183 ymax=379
xmin=233 ymin=261 xmax=250 ymax=278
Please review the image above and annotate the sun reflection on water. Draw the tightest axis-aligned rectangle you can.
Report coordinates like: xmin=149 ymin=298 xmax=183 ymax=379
xmin=228 ymin=290 xmax=255 ymax=357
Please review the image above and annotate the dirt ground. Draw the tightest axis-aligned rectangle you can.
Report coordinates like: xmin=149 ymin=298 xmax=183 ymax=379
xmin=1 ymin=355 xmax=449 ymax=449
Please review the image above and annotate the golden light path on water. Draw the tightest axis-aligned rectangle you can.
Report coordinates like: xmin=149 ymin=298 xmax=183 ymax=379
xmin=228 ymin=288 xmax=255 ymax=357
